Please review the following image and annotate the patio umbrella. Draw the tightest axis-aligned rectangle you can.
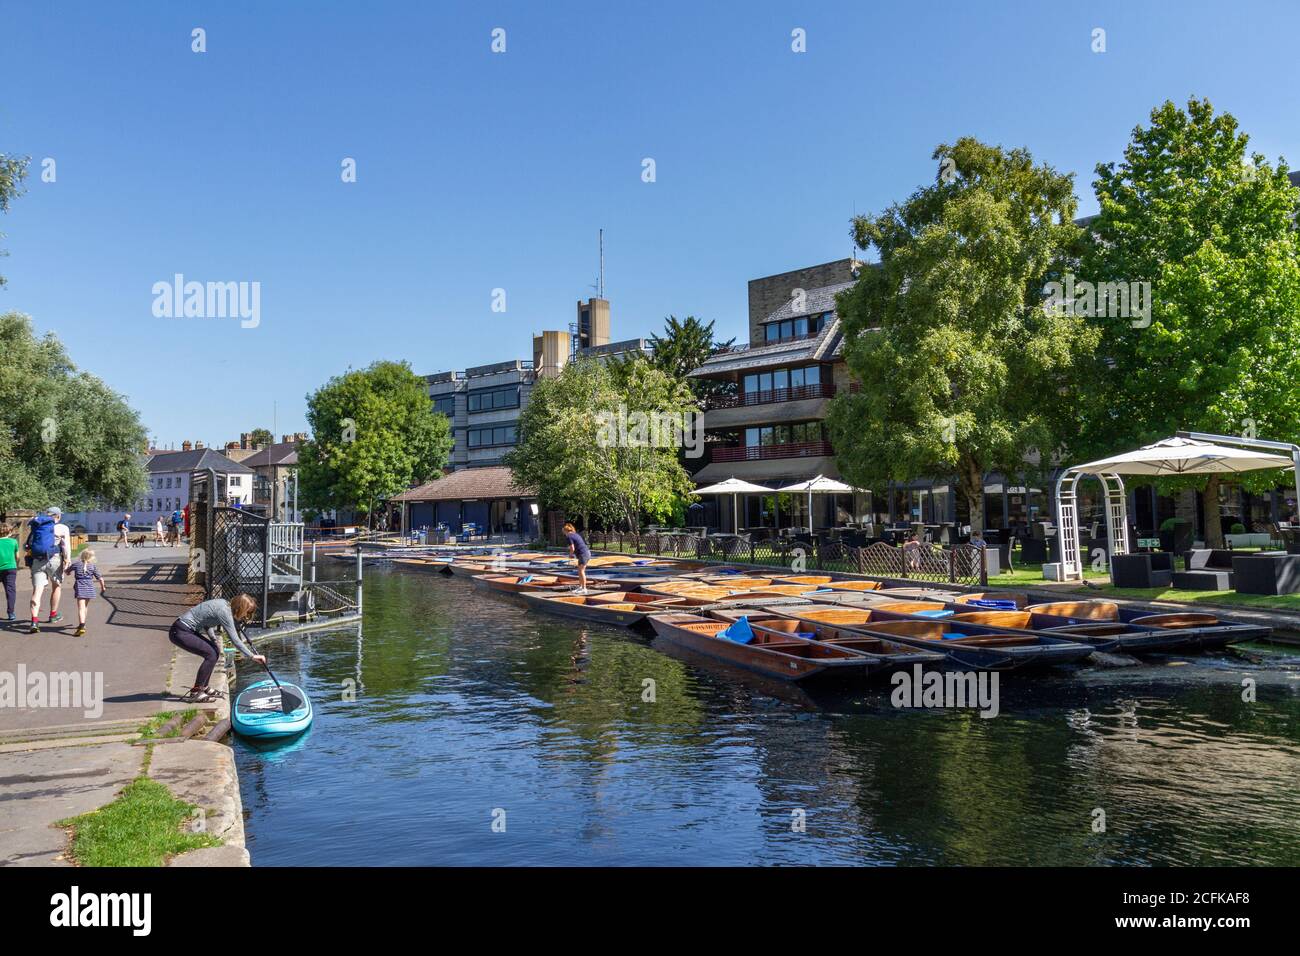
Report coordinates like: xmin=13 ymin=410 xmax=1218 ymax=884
xmin=774 ymin=475 xmax=862 ymax=533
xmin=693 ymin=477 xmax=773 ymax=533
xmin=1057 ymin=436 xmax=1296 ymax=581
xmin=1070 ymin=436 xmax=1294 ymax=476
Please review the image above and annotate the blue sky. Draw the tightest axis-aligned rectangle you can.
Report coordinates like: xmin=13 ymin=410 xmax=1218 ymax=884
xmin=3 ymin=0 xmax=1298 ymax=446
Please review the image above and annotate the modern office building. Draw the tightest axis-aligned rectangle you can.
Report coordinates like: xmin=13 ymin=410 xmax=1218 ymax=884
xmin=688 ymin=259 xmax=869 ymax=531
xmin=412 ymin=297 xmax=648 ymax=534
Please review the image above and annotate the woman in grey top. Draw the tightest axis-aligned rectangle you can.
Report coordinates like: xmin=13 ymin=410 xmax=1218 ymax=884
xmin=169 ymin=593 xmax=265 ymax=703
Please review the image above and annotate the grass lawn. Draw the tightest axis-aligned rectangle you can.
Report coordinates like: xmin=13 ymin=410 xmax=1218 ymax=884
xmin=57 ymin=776 xmax=220 ymax=866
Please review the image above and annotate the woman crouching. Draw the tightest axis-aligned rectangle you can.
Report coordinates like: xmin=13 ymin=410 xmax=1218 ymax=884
xmin=169 ymin=593 xmax=265 ymax=703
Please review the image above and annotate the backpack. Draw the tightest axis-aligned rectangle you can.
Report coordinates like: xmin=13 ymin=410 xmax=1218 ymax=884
xmin=117 ymin=520 xmax=126 ymax=532
xmin=29 ymin=514 xmax=58 ymax=558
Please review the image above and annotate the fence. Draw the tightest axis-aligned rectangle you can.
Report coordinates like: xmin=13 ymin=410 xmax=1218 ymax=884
xmin=205 ymin=506 xmax=307 ymax=627
xmin=585 ymin=532 xmax=988 ymax=586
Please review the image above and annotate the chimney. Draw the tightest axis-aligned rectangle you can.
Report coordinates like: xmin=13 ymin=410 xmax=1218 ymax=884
xmin=240 ymin=432 xmax=251 ymax=450
xmin=195 ymin=440 xmax=205 ymax=450
xmin=182 ymin=440 xmax=193 ymax=452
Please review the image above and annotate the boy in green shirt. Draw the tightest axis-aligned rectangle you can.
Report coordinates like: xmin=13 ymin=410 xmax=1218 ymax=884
xmin=0 ymin=523 xmax=19 ymax=621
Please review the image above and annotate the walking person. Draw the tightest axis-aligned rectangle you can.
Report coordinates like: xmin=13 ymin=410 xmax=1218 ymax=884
xmin=115 ymin=513 xmax=131 ymax=549
xmin=0 ymin=523 xmax=19 ymax=622
xmin=64 ymin=548 xmax=106 ymax=637
xmin=154 ymin=516 xmax=166 ymax=546
xmin=25 ymin=506 xmax=72 ymax=633
xmin=170 ymin=507 xmax=184 ymax=546
xmin=563 ymin=522 xmax=592 ymax=594
xmin=169 ymin=593 xmax=265 ymax=703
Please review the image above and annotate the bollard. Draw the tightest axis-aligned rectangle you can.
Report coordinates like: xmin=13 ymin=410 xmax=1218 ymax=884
xmin=355 ymin=545 xmax=363 ymax=616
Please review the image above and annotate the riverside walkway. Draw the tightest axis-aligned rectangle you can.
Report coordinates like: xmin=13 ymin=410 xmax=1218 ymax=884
xmin=0 ymin=545 xmax=247 ymax=866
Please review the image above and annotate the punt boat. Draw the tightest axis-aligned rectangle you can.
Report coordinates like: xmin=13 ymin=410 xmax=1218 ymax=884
xmin=704 ymin=608 xmax=945 ymax=673
xmin=472 ymin=573 xmax=606 ymax=597
xmin=519 ymin=591 xmax=686 ymax=627
xmin=647 ymin=612 xmax=882 ymax=682
xmin=891 ymin=593 xmax=1269 ymax=652
xmin=776 ymin=606 xmax=1095 ymax=670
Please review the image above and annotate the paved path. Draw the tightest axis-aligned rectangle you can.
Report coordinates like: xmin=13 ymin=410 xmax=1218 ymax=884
xmin=0 ymin=544 xmax=247 ymax=866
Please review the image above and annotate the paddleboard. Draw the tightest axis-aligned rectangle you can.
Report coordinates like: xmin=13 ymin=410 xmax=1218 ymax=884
xmin=232 ymin=679 xmax=313 ymax=738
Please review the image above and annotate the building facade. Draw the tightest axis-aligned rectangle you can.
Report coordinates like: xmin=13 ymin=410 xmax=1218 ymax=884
xmin=65 ymin=447 xmax=254 ymax=535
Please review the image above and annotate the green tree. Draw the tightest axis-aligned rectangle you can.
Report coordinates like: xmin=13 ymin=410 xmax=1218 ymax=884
xmin=506 ymin=358 xmax=697 ymax=533
xmin=0 ymin=313 xmax=149 ymax=512
xmin=297 ymin=361 xmax=452 ymax=526
xmin=828 ymin=138 xmax=1098 ymax=532
xmin=0 ymin=153 xmax=29 ymax=288
xmin=648 ymin=315 xmax=734 ymax=394
xmin=1077 ymin=98 xmax=1300 ymax=547
xmin=248 ymin=427 xmax=274 ymax=446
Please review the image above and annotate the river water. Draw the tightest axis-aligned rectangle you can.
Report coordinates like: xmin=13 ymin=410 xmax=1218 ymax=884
xmin=233 ymin=566 xmax=1300 ymax=866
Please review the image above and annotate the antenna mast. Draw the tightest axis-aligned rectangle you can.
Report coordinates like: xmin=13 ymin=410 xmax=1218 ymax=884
xmin=598 ymin=228 xmax=604 ymax=299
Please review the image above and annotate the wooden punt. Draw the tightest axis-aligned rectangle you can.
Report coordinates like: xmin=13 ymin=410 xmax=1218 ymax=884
xmin=519 ymin=591 xmax=684 ymax=627
xmin=946 ymin=609 xmax=1190 ymax=654
xmin=779 ymin=607 xmax=1094 ymax=670
xmin=647 ymin=612 xmax=880 ymax=682
xmin=694 ymin=576 xmax=775 ymax=588
xmin=1022 ymin=601 xmax=1268 ymax=649
xmin=771 ymin=575 xmax=835 ymax=586
xmin=950 ymin=592 xmax=1031 ymax=608
xmin=704 ymin=609 xmax=945 ymax=672
xmin=472 ymin=573 xmax=600 ymax=596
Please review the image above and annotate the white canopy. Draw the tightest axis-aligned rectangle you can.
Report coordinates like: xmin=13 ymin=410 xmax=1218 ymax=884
xmin=773 ymin=475 xmax=865 ymax=532
xmin=1071 ymin=437 xmax=1294 ymax=477
xmin=1056 ymin=434 xmax=1299 ymax=582
xmin=692 ymin=477 xmax=772 ymax=533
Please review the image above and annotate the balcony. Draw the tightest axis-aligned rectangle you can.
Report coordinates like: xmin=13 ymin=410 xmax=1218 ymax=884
xmin=711 ymin=440 xmax=834 ymax=462
xmin=706 ymin=382 xmax=835 ymax=410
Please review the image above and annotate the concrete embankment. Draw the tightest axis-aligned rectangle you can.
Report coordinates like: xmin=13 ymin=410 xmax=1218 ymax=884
xmin=0 ymin=549 xmax=248 ymax=866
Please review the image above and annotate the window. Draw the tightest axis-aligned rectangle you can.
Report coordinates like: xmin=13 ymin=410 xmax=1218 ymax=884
xmin=468 ymin=425 xmax=517 ymax=448
xmin=432 ymin=396 xmax=456 ymax=417
xmin=229 ymin=476 xmax=240 ymax=487
xmin=467 ymin=387 xmax=520 ymax=413
xmin=744 ymin=365 xmax=820 ymax=395
xmin=762 ymin=313 xmax=829 ymax=343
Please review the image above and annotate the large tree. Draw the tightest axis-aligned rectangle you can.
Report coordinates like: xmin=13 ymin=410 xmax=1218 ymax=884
xmin=648 ymin=315 xmax=734 ymax=398
xmin=1076 ymin=97 xmax=1300 ymax=547
xmin=506 ymin=357 xmax=697 ymax=533
xmin=297 ymin=361 xmax=453 ymax=526
xmin=828 ymin=138 xmax=1098 ymax=532
xmin=0 ymin=313 xmax=149 ymax=512
xmin=0 ymin=153 xmax=28 ymax=288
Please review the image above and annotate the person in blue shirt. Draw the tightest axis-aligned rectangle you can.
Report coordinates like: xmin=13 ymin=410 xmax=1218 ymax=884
xmin=563 ymin=522 xmax=591 ymax=594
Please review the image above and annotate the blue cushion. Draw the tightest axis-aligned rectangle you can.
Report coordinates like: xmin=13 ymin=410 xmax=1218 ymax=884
xmin=719 ymin=617 xmax=755 ymax=644
xmin=940 ymin=632 xmax=965 ymax=640
xmin=519 ymin=575 xmax=533 ymax=583
xmin=970 ymin=599 xmax=1017 ymax=609
xmin=913 ymin=608 xmax=954 ymax=618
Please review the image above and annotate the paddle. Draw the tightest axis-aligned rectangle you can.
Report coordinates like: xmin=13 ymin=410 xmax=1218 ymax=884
xmin=240 ymin=627 xmax=304 ymax=713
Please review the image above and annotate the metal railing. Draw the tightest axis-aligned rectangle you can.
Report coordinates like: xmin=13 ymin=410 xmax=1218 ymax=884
xmin=707 ymin=382 xmax=835 ymax=409
xmin=711 ymin=440 xmax=834 ymax=462
xmin=585 ymin=532 xmax=988 ymax=586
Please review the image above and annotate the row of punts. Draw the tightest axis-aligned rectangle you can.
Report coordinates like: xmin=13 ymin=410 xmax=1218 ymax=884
xmin=385 ymin=550 xmax=1271 ymax=683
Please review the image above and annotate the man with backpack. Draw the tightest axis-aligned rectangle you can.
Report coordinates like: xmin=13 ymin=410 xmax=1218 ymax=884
xmin=115 ymin=513 xmax=131 ymax=549
xmin=170 ymin=508 xmax=184 ymax=546
xmin=26 ymin=506 xmax=71 ymax=634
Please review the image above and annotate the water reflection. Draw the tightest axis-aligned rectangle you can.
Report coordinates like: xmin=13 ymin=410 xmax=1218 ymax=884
xmin=233 ymin=568 xmax=1300 ymax=866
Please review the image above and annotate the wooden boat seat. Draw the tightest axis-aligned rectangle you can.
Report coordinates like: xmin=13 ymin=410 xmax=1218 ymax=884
xmin=1129 ymin=612 xmax=1221 ymax=629
xmin=797 ymin=608 xmax=877 ymax=626
xmin=823 ymin=581 xmax=883 ymax=591
xmin=1048 ymin=622 xmax=1132 ymax=636
xmin=1025 ymin=601 xmax=1119 ymax=620
xmin=857 ymin=619 xmax=1039 ymax=646
xmin=872 ymin=601 xmax=950 ymax=614
xmin=775 ymin=575 xmax=834 ymax=585
xmin=951 ymin=610 xmax=1035 ymax=628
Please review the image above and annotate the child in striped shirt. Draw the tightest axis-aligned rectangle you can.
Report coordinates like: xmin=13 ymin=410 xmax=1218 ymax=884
xmin=64 ymin=549 xmax=106 ymax=637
